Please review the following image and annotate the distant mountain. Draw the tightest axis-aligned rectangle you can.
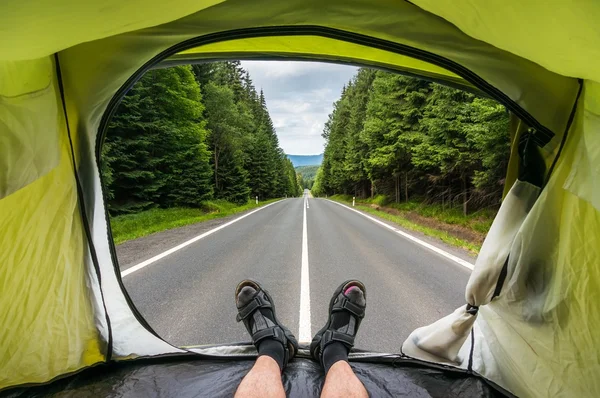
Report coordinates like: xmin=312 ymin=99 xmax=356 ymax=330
xmin=286 ymin=154 xmax=323 ymax=167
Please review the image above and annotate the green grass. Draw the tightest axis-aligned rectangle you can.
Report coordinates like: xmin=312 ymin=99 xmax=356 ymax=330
xmin=110 ymin=199 xmax=281 ymax=245
xmin=329 ymin=194 xmax=492 ymax=254
xmin=385 ymin=201 xmax=495 ymax=234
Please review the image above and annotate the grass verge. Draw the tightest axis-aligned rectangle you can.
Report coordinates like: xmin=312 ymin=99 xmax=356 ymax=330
xmin=328 ymin=194 xmax=494 ymax=254
xmin=110 ymin=199 xmax=281 ymax=245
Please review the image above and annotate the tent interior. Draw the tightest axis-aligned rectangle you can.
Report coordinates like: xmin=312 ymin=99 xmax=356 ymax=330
xmin=1 ymin=0 xmax=599 ymax=397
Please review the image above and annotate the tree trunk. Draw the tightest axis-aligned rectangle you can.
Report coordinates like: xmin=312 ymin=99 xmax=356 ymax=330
xmin=462 ymin=174 xmax=468 ymax=216
xmin=395 ymin=174 xmax=399 ymax=203
xmin=404 ymin=171 xmax=409 ymax=202
xmin=214 ymin=150 xmax=219 ymax=191
xmin=370 ymin=181 xmax=374 ymax=199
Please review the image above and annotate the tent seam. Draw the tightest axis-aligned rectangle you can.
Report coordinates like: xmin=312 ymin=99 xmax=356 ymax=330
xmin=54 ymin=53 xmax=113 ymax=362
xmin=468 ymin=329 xmax=475 ymax=372
xmin=542 ymin=79 xmax=584 ymax=188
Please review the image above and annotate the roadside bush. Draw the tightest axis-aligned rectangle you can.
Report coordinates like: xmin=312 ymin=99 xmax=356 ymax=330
xmin=371 ymin=195 xmax=390 ymax=206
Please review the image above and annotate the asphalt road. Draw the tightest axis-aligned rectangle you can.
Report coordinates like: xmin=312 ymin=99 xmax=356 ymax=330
xmin=121 ymin=193 xmax=472 ymax=353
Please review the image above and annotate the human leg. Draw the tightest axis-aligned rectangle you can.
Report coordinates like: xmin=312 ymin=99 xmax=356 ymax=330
xmin=234 ymin=356 xmax=285 ymax=398
xmin=321 ymin=361 xmax=368 ymax=398
xmin=233 ymin=280 xmax=298 ymax=398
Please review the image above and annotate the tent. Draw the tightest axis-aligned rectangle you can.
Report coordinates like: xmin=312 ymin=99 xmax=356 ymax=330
xmin=1 ymin=0 xmax=598 ymax=396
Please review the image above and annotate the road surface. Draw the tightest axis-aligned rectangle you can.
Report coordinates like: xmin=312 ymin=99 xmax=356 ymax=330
xmin=120 ymin=193 xmax=472 ymax=353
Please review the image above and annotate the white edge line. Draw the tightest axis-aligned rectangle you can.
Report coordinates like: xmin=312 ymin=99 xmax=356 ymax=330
xmin=326 ymin=200 xmax=474 ymax=271
xmin=121 ymin=200 xmax=285 ymax=277
xmin=299 ymin=195 xmax=311 ymax=342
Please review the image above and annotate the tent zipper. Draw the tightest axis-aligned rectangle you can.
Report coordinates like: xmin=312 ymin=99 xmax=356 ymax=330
xmin=98 ymin=26 xmax=557 ymax=154
xmin=95 ymin=25 xmax=561 ymax=341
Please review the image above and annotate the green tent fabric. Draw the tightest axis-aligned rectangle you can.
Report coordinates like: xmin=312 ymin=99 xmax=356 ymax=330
xmin=0 ymin=1 xmax=598 ymax=396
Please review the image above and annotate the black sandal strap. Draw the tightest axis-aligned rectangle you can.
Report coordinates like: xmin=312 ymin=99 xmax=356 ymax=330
xmin=333 ymin=297 xmax=365 ymax=319
xmin=321 ymin=329 xmax=355 ymax=348
xmin=253 ymin=327 xmax=291 ymax=366
xmin=252 ymin=325 xmax=284 ymax=344
xmin=236 ymin=293 xmax=271 ymax=322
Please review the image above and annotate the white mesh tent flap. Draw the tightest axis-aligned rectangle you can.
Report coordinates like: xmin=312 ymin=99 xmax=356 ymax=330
xmin=402 ymin=180 xmax=541 ymax=364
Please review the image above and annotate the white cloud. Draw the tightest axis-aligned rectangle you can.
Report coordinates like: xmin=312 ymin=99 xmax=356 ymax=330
xmin=270 ymin=100 xmax=312 ymax=114
xmin=241 ymin=60 xmax=357 ymax=155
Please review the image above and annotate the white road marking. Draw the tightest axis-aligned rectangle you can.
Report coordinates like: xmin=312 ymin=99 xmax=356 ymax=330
xmin=327 ymin=200 xmax=474 ymax=271
xmin=299 ymin=195 xmax=312 ymax=342
xmin=121 ymin=200 xmax=284 ymax=277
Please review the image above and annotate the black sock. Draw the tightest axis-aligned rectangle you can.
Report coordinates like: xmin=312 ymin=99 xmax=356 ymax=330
xmin=258 ymin=338 xmax=285 ymax=371
xmin=237 ymin=286 xmax=285 ymax=371
xmin=322 ymin=342 xmax=349 ymax=373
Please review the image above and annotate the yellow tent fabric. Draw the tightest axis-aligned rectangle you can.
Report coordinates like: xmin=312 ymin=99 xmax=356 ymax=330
xmin=0 ymin=58 xmax=105 ymax=389
xmin=411 ymin=1 xmax=600 ymax=84
xmin=0 ymin=0 xmax=225 ymax=61
xmin=171 ymin=36 xmax=472 ymax=91
xmin=0 ymin=57 xmax=60 ymax=198
xmin=474 ymin=86 xmax=600 ymax=396
xmin=0 ymin=0 xmax=598 ymax=395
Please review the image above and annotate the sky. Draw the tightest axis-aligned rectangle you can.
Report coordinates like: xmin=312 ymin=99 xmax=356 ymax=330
xmin=241 ymin=61 xmax=357 ymax=155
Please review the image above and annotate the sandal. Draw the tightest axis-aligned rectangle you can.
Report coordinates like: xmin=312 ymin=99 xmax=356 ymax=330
xmin=310 ymin=280 xmax=367 ymax=367
xmin=235 ymin=279 xmax=298 ymax=368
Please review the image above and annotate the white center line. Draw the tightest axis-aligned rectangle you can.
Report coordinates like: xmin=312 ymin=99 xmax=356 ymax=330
xmin=327 ymin=199 xmax=474 ymax=271
xmin=298 ymin=195 xmax=312 ymax=342
xmin=121 ymin=200 xmax=284 ymax=277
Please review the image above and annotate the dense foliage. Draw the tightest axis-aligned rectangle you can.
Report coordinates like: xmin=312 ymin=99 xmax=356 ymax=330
xmin=313 ymin=69 xmax=511 ymax=214
xmin=102 ymin=62 xmax=301 ymax=214
xmin=295 ymin=165 xmax=319 ymax=189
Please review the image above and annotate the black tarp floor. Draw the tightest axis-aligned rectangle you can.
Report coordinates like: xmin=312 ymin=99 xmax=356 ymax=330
xmin=2 ymin=355 xmax=508 ymax=397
